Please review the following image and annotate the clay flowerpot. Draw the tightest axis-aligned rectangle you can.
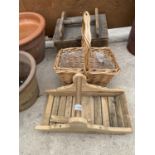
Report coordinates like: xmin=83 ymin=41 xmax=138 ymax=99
xmin=19 ymin=12 xmax=45 ymax=64
xmin=19 ymin=51 xmax=39 ymax=111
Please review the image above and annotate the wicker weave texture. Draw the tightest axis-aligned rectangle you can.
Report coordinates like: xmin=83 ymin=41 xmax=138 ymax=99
xmin=54 ymin=11 xmax=120 ymax=86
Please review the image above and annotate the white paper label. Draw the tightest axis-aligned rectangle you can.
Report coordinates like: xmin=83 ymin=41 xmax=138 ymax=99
xmin=74 ymin=104 xmax=82 ymax=111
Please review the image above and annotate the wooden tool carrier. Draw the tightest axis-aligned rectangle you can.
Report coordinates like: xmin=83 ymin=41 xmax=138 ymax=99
xmin=36 ymin=74 xmax=132 ymax=134
xmin=53 ymin=8 xmax=108 ymax=50
xmin=54 ymin=11 xmax=120 ymax=86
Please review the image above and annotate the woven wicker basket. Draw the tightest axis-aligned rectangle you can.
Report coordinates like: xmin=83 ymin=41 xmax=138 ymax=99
xmin=54 ymin=11 xmax=120 ymax=86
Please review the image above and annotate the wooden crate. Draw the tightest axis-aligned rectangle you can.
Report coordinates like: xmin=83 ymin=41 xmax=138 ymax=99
xmin=53 ymin=8 xmax=108 ymax=50
xmin=36 ymin=74 xmax=132 ymax=134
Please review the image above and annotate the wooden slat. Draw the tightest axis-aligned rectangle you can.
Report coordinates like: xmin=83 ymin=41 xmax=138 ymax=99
xmin=58 ymin=96 xmax=66 ymax=116
xmin=81 ymin=96 xmax=93 ymax=123
xmin=36 ymin=124 xmax=132 ymax=134
xmin=120 ymin=94 xmax=132 ymax=127
xmin=71 ymin=96 xmax=76 ymax=117
xmin=94 ymin=96 xmax=102 ymax=125
xmin=108 ymin=97 xmax=118 ymax=127
xmin=65 ymin=96 xmax=73 ymax=118
xmin=46 ymin=91 xmax=122 ymax=97
xmin=42 ymin=95 xmax=54 ymax=125
xmin=90 ymin=96 xmax=95 ymax=124
xmin=101 ymin=97 xmax=110 ymax=127
xmin=59 ymin=11 xmax=66 ymax=39
xmin=63 ymin=17 xmax=96 ymax=25
xmin=95 ymin=8 xmax=99 ymax=37
xmin=51 ymin=96 xmax=60 ymax=115
xmin=115 ymin=96 xmax=125 ymax=127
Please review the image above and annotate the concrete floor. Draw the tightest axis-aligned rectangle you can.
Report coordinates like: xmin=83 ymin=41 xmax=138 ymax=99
xmin=19 ymin=41 xmax=135 ymax=155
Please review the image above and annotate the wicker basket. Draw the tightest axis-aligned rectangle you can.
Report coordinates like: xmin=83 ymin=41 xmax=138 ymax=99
xmin=54 ymin=11 xmax=120 ymax=86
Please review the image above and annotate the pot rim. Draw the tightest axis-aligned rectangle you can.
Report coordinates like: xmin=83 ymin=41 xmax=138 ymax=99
xmin=19 ymin=12 xmax=45 ymax=46
xmin=19 ymin=51 xmax=36 ymax=93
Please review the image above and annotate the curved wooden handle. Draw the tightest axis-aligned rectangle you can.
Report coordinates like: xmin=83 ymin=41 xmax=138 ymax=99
xmin=81 ymin=11 xmax=91 ymax=71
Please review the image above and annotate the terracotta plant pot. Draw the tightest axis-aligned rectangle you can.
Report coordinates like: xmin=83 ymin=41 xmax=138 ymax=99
xmin=19 ymin=12 xmax=45 ymax=64
xmin=19 ymin=51 xmax=39 ymax=111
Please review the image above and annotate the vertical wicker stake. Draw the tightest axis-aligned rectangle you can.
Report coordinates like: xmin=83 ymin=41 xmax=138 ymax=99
xmin=81 ymin=11 xmax=91 ymax=72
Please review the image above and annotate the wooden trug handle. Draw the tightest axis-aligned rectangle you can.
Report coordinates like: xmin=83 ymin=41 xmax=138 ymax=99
xmin=75 ymin=76 xmax=82 ymax=117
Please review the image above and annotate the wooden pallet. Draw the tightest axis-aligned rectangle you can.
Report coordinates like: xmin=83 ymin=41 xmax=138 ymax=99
xmin=36 ymin=74 xmax=132 ymax=134
xmin=53 ymin=8 xmax=108 ymax=50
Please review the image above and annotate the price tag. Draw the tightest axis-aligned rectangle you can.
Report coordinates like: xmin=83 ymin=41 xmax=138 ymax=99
xmin=74 ymin=104 xmax=82 ymax=111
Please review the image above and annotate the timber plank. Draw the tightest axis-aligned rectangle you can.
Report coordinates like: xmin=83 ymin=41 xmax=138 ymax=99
xmin=108 ymin=97 xmax=118 ymax=127
xmin=58 ymin=96 xmax=66 ymax=116
xmin=81 ymin=96 xmax=93 ymax=123
xmin=115 ymin=96 xmax=125 ymax=127
xmin=94 ymin=96 xmax=102 ymax=125
xmin=42 ymin=95 xmax=54 ymax=125
xmin=101 ymin=97 xmax=110 ymax=127
xmin=51 ymin=96 xmax=60 ymax=116
xmin=65 ymin=96 xmax=73 ymax=117
xmin=120 ymin=94 xmax=132 ymax=127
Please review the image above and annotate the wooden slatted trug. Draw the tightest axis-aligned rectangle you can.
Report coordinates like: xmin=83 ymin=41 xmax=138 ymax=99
xmin=36 ymin=74 xmax=132 ymax=134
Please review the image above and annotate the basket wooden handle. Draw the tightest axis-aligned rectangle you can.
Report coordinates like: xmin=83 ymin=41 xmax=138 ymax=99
xmin=81 ymin=11 xmax=91 ymax=71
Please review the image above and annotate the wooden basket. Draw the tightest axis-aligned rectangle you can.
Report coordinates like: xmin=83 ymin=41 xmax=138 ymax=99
xmin=54 ymin=11 xmax=120 ymax=86
xmin=36 ymin=74 xmax=132 ymax=134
